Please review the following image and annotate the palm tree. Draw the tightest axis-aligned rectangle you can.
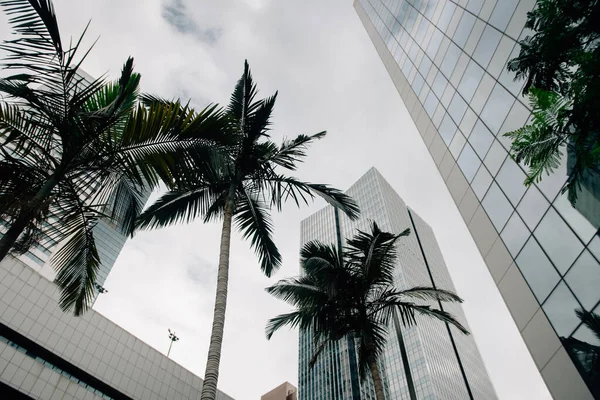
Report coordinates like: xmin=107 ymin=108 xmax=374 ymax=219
xmin=265 ymin=222 xmax=468 ymax=400
xmin=135 ymin=61 xmax=360 ymax=399
xmin=505 ymin=0 xmax=600 ymax=205
xmin=0 ymin=0 xmax=225 ymax=314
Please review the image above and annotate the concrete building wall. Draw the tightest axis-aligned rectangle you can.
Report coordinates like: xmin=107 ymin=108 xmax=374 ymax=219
xmin=261 ymin=381 xmax=297 ymax=400
xmin=0 ymin=256 xmax=234 ymax=400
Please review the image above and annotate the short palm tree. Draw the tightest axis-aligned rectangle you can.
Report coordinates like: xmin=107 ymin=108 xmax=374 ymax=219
xmin=135 ymin=61 xmax=360 ymax=399
xmin=265 ymin=222 xmax=468 ymax=400
xmin=0 ymin=0 xmax=225 ymax=314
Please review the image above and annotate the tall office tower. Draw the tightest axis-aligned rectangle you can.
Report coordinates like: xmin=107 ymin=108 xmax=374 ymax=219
xmin=299 ymin=168 xmax=497 ymax=400
xmin=354 ymin=1 xmax=600 ymax=399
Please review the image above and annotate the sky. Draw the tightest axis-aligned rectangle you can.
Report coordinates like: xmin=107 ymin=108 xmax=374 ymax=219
xmin=18 ymin=0 xmax=554 ymax=399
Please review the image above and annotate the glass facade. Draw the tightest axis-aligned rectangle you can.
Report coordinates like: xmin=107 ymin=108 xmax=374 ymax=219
xmin=355 ymin=0 xmax=600 ymax=397
xmin=298 ymin=168 xmax=497 ymax=399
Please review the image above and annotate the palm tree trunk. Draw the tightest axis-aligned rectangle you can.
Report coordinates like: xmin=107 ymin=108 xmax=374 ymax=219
xmin=200 ymin=192 xmax=235 ymax=400
xmin=0 ymin=176 xmax=58 ymax=262
xmin=369 ymin=360 xmax=386 ymax=400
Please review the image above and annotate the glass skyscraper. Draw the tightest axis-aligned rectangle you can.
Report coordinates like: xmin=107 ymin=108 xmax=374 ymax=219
xmin=354 ymin=1 xmax=600 ymax=398
xmin=299 ymin=168 xmax=497 ymax=399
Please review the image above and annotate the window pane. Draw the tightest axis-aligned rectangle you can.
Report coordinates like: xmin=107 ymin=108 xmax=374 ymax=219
xmin=439 ymin=113 xmax=457 ymax=146
xmin=473 ymin=25 xmax=502 ymax=68
xmin=458 ymin=143 xmax=481 ymax=182
xmin=453 ymin=12 xmax=476 ymax=47
xmin=517 ymin=186 xmax=550 ymax=230
xmin=412 ymin=73 xmax=425 ymax=96
xmin=535 ymin=208 xmax=584 ymax=275
xmin=457 ymin=61 xmax=485 ymax=103
xmin=466 ymin=0 xmax=485 ymax=14
xmin=482 ymin=182 xmax=513 ymax=231
xmin=448 ymin=93 xmax=468 ymax=125
xmin=449 ymin=130 xmax=467 ymax=159
xmin=543 ymin=282 xmax=581 ymax=338
xmin=517 ymin=237 xmax=561 ymax=303
xmin=469 ymin=119 xmax=494 ymax=158
xmin=426 ymin=29 xmax=444 ymax=59
xmin=432 ymin=71 xmax=449 ymax=97
xmin=437 ymin=1 xmax=457 ymax=33
xmin=496 ymin=158 xmax=527 ymax=206
xmin=501 ymin=212 xmax=530 ymax=257
xmin=472 ymin=165 xmax=492 ymax=200
xmin=424 ymin=91 xmax=439 ymax=118
xmin=565 ymin=251 xmax=600 ymax=310
xmin=489 ymin=0 xmax=519 ymax=31
xmin=483 ymin=139 xmax=507 ymax=175
xmin=588 ymin=235 xmax=600 ymax=262
xmin=419 ymin=56 xmax=433 ymax=78
xmin=554 ymin=192 xmax=597 ymax=244
xmin=441 ymin=43 xmax=461 ymax=78
xmin=480 ymin=83 xmax=515 ymax=134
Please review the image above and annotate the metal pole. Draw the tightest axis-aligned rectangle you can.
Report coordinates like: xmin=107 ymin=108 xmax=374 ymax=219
xmin=167 ymin=329 xmax=179 ymax=358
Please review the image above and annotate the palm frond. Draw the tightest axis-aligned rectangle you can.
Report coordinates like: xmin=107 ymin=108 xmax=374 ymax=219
xmin=135 ymin=185 xmax=225 ymax=231
xmin=234 ymin=190 xmax=281 ymax=277
xmin=228 ymin=59 xmax=259 ymax=129
xmin=262 ymin=131 xmax=327 ymax=170
xmin=50 ymin=204 xmax=100 ymax=316
xmin=265 ymin=311 xmax=302 ymax=340
xmin=264 ymin=174 xmax=360 ymax=219
xmin=576 ymin=308 xmax=600 ymax=343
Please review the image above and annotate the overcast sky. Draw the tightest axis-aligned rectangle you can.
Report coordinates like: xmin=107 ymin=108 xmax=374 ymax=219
xmin=37 ymin=1 xmax=553 ymax=399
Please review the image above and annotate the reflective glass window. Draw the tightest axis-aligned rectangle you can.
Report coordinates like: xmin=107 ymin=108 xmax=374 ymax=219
xmin=573 ymin=321 xmax=600 ymax=346
xmin=440 ymin=43 xmax=461 ymax=78
xmin=457 ymin=61 xmax=484 ymax=103
xmin=501 ymin=212 xmax=530 ymax=257
xmin=483 ymin=139 xmax=507 ymax=176
xmin=412 ymin=73 xmax=425 ymax=96
xmin=439 ymin=113 xmax=457 ymax=146
xmin=543 ymin=282 xmax=581 ymax=338
xmin=426 ymin=29 xmax=444 ymax=59
xmin=489 ymin=0 xmax=519 ymax=31
xmin=535 ymin=208 xmax=584 ymax=275
xmin=495 ymin=158 xmax=527 ymax=206
xmin=480 ymin=83 xmax=515 ymax=134
xmin=466 ymin=0 xmax=485 ymax=14
xmin=449 ymin=131 xmax=466 ymax=159
xmin=554 ymin=192 xmax=597 ymax=244
xmin=473 ymin=25 xmax=502 ymax=69
xmin=453 ymin=12 xmax=476 ymax=48
xmin=469 ymin=119 xmax=494 ymax=158
xmin=536 ymin=156 xmax=567 ymax=202
xmin=482 ymin=182 xmax=513 ymax=231
xmin=448 ymin=93 xmax=467 ymax=125
xmin=457 ymin=143 xmax=481 ymax=182
xmin=565 ymin=251 xmax=600 ymax=310
xmin=436 ymin=1 xmax=456 ymax=32
xmin=588 ymin=235 xmax=600 ymax=262
xmin=472 ymin=165 xmax=492 ymax=200
xmin=517 ymin=185 xmax=550 ymax=230
xmin=432 ymin=71 xmax=448 ymax=97
xmin=419 ymin=56 xmax=433 ymax=78
xmin=516 ymin=237 xmax=561 ymax=303
xmin=424 ymin=91 xmax=439 ymax=118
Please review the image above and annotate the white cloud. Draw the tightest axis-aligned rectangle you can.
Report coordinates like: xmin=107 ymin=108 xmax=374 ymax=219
xmin=34 ymin=0 xmax=555 ymax=399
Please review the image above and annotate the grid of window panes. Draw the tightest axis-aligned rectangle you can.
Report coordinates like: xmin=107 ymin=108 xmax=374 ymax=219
xmin=356 ymin=0 xmax=600 ymax=395
xmin=300 ymin=168 xmax=497 ymax=399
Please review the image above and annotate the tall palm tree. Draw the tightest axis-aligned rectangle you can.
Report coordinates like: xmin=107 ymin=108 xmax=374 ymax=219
xmin=135 ymin=61 xmax=360 ymax=399
xmin=0 ymin=0 xmax=225 ymax=314
xmin=265 ymin=222 xmax=468 ymax=400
